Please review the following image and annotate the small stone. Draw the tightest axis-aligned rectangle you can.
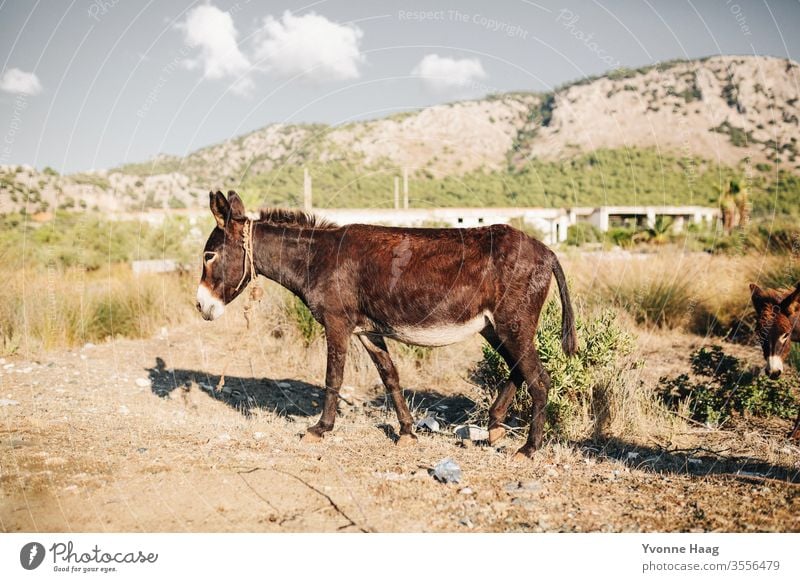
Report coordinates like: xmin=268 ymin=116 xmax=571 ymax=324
xmin=459 ymin=487 xmax=474 ymax=495
xmin=432 ymin=458 xmax=462 ymax=484
xmin=137 ymin=448 xmax=148 ymax=453
xmin=627 ymin=452 xmax=640 ymax=461
xmin=459 ymin=517 xmax=473 ymax=528
xmin=415 ymin=414 xmax=440 ymax=433
xmin=135 ymin=378 xmax=151 ymax=388
xmin=454 ymin=425 xmax=490 ymax=441
xmin=276 ymin=381 xmax=291 ymax=389
xmin=3 ymin=363 xmax=14 ymax=369
xmin=216 ymin=433 xmax=232 ymax=443
xmin=118 ymin=405 xmax=130 ymax=415
xmin=253 ymin=432 xmax=266 ymax=440
xmin=0 ymin=399 xmax=19 ymax=406
xmin=546 ymin=467 xmax=559 ymax=477
xmin=520 ymin=480 xmax=543 ymax=492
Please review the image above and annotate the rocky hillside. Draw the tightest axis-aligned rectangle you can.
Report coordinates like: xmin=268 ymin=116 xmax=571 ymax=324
xmin=2 ymin=55 xmax=798 ymax=214
xmin=511 ymin=55 xmax=800 ymax=169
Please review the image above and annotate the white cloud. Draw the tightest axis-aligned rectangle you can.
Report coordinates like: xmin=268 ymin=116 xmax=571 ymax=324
xmin=179 ymin=4 xmax=253 ymax=96
xmin=254 ymin=11 xmax=364 ymax=81
xmin=0 ymin=68 xmax=42 ymax=95
xmin=411 ymin=54 xmax=487 ymax=93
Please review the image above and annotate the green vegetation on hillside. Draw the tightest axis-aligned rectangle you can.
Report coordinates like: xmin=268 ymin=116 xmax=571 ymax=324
xmin=236 ymin=148 xmax=799 ymax=217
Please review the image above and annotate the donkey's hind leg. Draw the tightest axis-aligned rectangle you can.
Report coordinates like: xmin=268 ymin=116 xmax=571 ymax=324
xmin=359 ymin=334 xmax=417 ymax=446
xmin=481 ymin=328 xmax=524 ymax=445
xmin=492 ymin=323 xmax=551 ymax=459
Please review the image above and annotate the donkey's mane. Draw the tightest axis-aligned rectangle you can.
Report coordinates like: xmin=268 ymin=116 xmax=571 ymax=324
xmin=257 ymin=208 xmax=338 ymax=229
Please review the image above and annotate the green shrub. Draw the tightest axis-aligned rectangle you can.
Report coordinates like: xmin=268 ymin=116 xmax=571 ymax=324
xmin=566 ymin=223 xmax=603 ymax=246
xmin=284 ymin=295 xmax=322 ymax=346
xmin=660 ymin=346 xmax=798 ymax=426
xmin=474 ymin=302 xmax=635 ymax=438
xmin=606 ymin=226 xmax=636 ymax=248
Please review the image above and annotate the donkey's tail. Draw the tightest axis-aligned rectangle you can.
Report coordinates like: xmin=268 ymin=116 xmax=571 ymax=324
xmin=553 ymin=258 xmax=578 ymax=356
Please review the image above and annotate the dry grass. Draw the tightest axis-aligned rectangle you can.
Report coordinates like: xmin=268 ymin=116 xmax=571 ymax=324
xmin=561 ymin=251 xmax=789 ymax=338
xmin=0 ymin=266 xmax=195 ymax=355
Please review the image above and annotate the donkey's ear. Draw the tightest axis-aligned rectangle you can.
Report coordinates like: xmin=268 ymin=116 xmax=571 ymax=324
xmin=750 ymin=283 xmax=766 ymax=311
xmin=227 ymin=190 xmax=245 ymax=219
xmin=780 ymin=282 xmax=800 ymax=311
xmin=209 ymin=190 xmax=230 ymax=228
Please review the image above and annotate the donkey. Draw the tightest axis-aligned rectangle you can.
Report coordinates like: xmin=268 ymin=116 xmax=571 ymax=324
xmin=196 ymin=191 xmax=578 ymax=459
xmin=750 ymin=282 xmax=800 ymax=440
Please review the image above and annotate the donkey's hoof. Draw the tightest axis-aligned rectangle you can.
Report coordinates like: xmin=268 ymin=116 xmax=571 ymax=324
xmin=512 ymin=445 xmax=537 ymax=461
xmin=396 ymin=434 xmax=418 ymax=447
xmin=301 ymin=431 xmax=323 ymax=444
xmin=488 ymin=426 xmax=506 ymax=445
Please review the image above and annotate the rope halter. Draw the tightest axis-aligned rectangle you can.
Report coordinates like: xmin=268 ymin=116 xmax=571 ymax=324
xmin=234 ymin=219 xmax=256 ymax=292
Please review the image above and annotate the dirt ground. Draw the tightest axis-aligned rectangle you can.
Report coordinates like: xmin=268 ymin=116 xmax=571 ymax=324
xmin=1 ymin=311 xmax=799 ymax=533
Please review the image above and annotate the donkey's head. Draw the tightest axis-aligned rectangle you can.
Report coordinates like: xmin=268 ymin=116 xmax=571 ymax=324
xmin=750 ymin=282 xmax=800 ymax=378
xmin=196 ymin=190 xmax=252 ymax=321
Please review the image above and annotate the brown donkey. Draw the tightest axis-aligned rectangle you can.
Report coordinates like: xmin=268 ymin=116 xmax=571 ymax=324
xmin=196 ymin=191 xmax=578 ymax=459
xmin=750 ymin=282 xmax=800 ymax=440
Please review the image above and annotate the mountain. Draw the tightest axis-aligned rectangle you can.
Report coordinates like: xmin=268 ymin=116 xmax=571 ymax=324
xmin=2 ymin=55 xmax=799 ymax=216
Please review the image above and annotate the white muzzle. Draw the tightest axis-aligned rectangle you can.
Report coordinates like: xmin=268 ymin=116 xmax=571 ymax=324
xmin=197 ymin=284 xmax=225 ymax=321
xmin=766 ymin=355 xmax=784 ymax=377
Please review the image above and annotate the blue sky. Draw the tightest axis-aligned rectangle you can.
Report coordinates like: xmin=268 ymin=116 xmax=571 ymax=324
xmin=1 ymin=0 xmax=798 ymax=173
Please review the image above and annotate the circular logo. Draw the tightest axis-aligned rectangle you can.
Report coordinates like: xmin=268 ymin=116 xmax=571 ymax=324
xmin=19 ymin=542 xmax=45 ymax=570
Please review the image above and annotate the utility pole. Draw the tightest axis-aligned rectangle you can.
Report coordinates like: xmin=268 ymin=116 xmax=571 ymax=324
xmin=402 ymin=167 xmax=409 ymax=209
xmin=394 ymin=176 xmax=400 ymax=209
xmin=303 ymin=168 xmax=312 ymax=210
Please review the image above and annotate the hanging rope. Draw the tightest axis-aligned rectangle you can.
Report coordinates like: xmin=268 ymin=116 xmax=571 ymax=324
xmin=234 ymin=219 xmax=256 ymax=292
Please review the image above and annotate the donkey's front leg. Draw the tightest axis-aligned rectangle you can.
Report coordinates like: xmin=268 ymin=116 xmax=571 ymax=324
xmin=303 ymin=323 xmax=350 ymax=443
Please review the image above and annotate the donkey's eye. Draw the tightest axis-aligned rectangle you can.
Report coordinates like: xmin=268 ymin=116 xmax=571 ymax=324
xmin=204 ymin=252 xmax=218 ymax=263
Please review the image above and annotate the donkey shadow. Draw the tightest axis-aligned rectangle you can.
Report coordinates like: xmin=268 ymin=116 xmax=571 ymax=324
xmin=146 ymin=357 xmax=325 ymax=418
xmin=145 ymin=356 xmax=478 ymax=425
xmin=577 ymin=437 xmax=800 ymax=484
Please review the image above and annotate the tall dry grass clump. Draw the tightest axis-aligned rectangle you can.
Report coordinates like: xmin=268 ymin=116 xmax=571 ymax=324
xmin=0 ymin=266 xmax=195 ymax=355
xmin=563 ymin=252 xmax=770 ymax=339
